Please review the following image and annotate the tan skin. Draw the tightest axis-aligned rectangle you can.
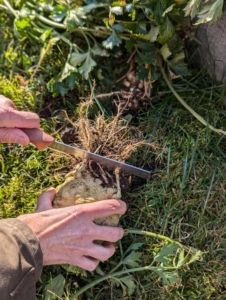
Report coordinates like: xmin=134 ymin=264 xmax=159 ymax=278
xmin=0 ymin=95 xmax=126 ymax=271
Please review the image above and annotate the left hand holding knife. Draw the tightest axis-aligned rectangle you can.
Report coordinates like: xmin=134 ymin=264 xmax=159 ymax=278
xmin=0 ymin=95 xmax=54 ymax=149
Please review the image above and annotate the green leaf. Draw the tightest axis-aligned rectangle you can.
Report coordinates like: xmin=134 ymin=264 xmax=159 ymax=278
xmin=168 ymin=61 xmax=191 ymax=76
xmin=40 ymin=29 xmax=52 ymax=42
xmin=20 ymin=52 xmax=31 ymax=70
xmin=65 ymin=73 xmax=78 ymax=90
xmin=151 ymin=65 xmax=160 ymax=80
xmin=125 ymin=4 xmax=134 ymax=13
xmin=196 ymin=0 xmax=223 ymax=24
xmin=102 ymin=31 xmax=122 ymax=49
xmin=45 ymin=274 xmax=65 ymax=300
xmin=70 ymin=52 xmax=87 ymax=66
xmin=112 ymin=24 xmax=125 ymax=33
xmin=162 ymin=4 xmax=175 ymax=17
xmin=122 ymin=251 xmax=142 ymax=267
xmin=136 ymin=64 xmax=150 ymax=81
xmin=158 ymin=17 xmax=175 ymax=44
xmin=136 ymin=41 xmax=156 ymax=52
xmin=137 ymin=52 xmax=156 ymax=65
xmin=187 ymin=249 xmax=203 ymax=264
xmin=154 ymin=1 xmax=164 ymax=25
xmin=49 ymin=4 xmax=68 ymax=22
xmin=119 ymin=275 xmax=136 ymax=295
xmin=59 ymin=62 xmax=76 ymax=82
xmin=14 ymin=17 xmax=31 ymax=39
xmin=64 ymin=4 xmax=97 ymax=30
xmin=148 ymin=25 xmax=159 ymax=42
xmin=154 ymin=268 xmax=180 ymax=285
xmin=159 ymin=43 xmax=172 ymax=60
xmin=91 ymin=44 xmax=109 ymax=56
xmin=176 ymin=249 xmax=185 ymax=268
xmin=113 ymin=1 xmax=127 ymax=7
xmin=124 ymin=242 xmax=143 ymax=255
xmin=64 ymin=9 xmax=85 ymax=29
xmin=136 ymin=23 xmax=148 ymax=35
xmin=125 ymin=38 xmax=136 ymax=52
xmin=154 ymin=243 xmax=179 ymax=264
xmin=79 ymin=52 xmax=96 ymax=79
xmin=111 ymin=6 xmax=123 ymax=15
xmin=47 ymin=78 xmax=68 ymax=97
xmin=184 ymin=0 xmax=202 ymax=20
xmin=169 ymin=52 xmax=185 ymax=64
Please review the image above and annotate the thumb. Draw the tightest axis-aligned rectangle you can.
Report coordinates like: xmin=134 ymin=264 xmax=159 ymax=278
xmin=0 ymin=128 xmax=30 ymax=145
xmin=36 ymin=188 xmax=56 ymax=212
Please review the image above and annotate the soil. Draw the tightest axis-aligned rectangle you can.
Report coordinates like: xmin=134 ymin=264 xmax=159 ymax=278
xmin=39 ymin=95 xmax=63 ymax=119
xmin=60 ymin=127 xmax=153 ymax=191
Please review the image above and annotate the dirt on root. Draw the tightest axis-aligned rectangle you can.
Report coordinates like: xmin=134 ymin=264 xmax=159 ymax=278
xmin=57 ymin=99 xmax=151 ymax=192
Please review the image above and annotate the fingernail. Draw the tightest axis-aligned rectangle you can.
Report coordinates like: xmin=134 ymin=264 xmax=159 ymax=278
xmin=16 ymin=136 xmax=28 ymax=145
xmin=47 ymin=187 xmax=56 ymax=192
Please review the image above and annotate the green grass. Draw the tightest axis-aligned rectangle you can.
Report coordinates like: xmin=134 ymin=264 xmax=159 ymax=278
xmin=1 ymin=70 xmax=226 ymax=299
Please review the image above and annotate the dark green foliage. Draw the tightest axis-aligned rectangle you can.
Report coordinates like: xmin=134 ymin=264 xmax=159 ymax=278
xmin=0 ymin=0 xmax=224 ymax=96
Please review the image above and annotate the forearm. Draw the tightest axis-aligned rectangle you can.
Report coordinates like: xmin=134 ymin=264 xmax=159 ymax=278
xmin=0 ymin=218 xmax=43 ymax=300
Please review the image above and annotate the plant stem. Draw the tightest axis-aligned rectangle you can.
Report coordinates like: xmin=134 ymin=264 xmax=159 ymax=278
xmin=71 ymin=265 xmax=177 ymax=298
xmin=34 ymin=12 xmax=66 ymax=29
xmin=125 ymin=229 xmax=194 ymax=253
xmin=0 ymin=4 xmax=8 ymax=11
xmin=160 ymin=63 xmax=226 ymax=136
xmin=88 ymin=79 xmax=105 ymax=115
xmin=125 ymin=229 xmax=176 ymax=244
xmin=3 ymin=0 xmax=18 ymax=17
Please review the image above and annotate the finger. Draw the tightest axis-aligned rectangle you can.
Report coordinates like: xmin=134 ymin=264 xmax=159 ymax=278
xmin=72 ymin=256 xmax=99 ymax=272
xmin=0 ymin=107 xmax=40 ymax=128
xmin=36 ymin=188 xmax=56 ymax=212
xmin=84 ymin=199 xmax=127 ymax=221
xmin=21 ymin=128 xmax=54 ymax=150
xmin=92 ymin=224 xmax=124 ymax=243
xmin=0 ymin=128 xmax=30 ymax=145
xmin=0 ymin=95 xmax=17 ymax=109
xmin=85 ymin=242 xmax=115 ymax=261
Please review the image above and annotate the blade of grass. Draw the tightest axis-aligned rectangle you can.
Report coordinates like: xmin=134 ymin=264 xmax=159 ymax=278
xmin=203 ymin=168 xmax=217 ymax=213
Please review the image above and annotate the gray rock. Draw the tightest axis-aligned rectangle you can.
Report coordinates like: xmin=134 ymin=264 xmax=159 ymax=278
xmin=195 ymin=11 xmax=226 ymax=82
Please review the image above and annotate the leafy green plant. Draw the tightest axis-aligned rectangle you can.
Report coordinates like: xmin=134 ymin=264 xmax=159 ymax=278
xmin=44 ymin=230 xmax=202 ymax=299
xmin=1 ymin=0 xmax=224 ymax=96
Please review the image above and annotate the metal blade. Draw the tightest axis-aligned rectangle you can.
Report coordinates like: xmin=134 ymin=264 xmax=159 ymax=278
xmin=49 ymin=141 xmax=150 ymax=180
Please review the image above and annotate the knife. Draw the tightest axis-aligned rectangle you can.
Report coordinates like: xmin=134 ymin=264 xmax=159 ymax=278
xmin=21 ymin=128 xmax=150 ymax=179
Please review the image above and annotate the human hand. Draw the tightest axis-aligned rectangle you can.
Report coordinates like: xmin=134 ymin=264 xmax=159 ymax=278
xmin=0 ymin=95 xmax=54 ymax=149
xmin=17 ymin=189 xmax=126 ymax=271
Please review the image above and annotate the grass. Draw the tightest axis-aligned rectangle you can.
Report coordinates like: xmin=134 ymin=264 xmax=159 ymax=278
xmin=1 ymin=9 xmax=226 ymax=300
xmin=1 ymin=71 xmax=226 ymax=299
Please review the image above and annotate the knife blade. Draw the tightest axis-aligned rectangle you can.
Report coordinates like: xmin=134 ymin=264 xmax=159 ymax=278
xmin=50 ymin=141 xmax=150 ymax=179
xmin=20 ymin=128 xmax=150 ymax=179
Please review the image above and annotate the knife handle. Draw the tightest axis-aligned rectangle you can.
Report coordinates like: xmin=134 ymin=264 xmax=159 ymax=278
xmin=20 ymin=128 xmax=54 ymax=150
